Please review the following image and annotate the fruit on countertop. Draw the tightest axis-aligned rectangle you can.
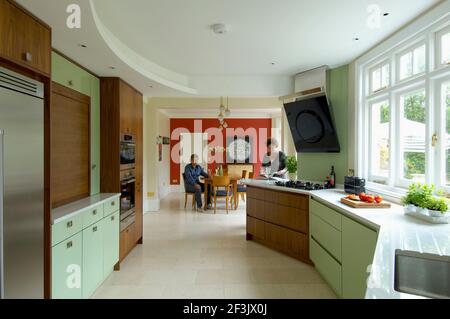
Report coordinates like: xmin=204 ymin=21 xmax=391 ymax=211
xmin=359 ymin=193 xmax=367 ymax=201
xmin=346 ymin=194 xmax=359 ymax=201
xmin=375 ymin=195 xmax=383 ymax=204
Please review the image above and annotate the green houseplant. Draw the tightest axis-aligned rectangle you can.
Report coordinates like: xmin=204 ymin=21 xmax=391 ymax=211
xmin=402 ymin=183 xmax=449 ymax=216
xmin=286 ymin=156 xmax=298 ymax=181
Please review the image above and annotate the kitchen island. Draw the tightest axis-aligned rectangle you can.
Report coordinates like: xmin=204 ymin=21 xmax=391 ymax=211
xmin=244 ymin=179 xmax=450 ymax=299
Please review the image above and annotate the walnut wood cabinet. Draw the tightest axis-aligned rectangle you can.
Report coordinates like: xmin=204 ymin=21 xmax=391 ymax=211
xmin=0 ymin=0 xmax=51 ymax=76
xmin=100 ymin=78 xmax=143 ymax=264
xmin=246 ymin=186 xmax=311 ymax=264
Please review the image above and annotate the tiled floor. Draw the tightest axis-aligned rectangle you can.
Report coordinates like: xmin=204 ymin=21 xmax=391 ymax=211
xmin=92 ymin=193 xmax=336 ymax=299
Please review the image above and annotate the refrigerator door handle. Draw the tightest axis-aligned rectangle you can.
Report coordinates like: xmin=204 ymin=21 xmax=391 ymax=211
xmin=0 ymin=129 xmax=4 ymax=299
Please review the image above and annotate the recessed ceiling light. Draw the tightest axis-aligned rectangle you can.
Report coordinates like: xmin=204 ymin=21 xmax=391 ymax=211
xmin=271 ymin=62 xmax=276 ymax=65
xmin=109 ymin=66 xmax=116 ymax=70
xmin=78 ymin=44 xmax=87 ymax=48
xmin=353 ymin=37 xmax=360 ymax=41
xmin=211 ymin=23 xmax=230 ymax=34
xmin=148 ymin=85 xmax=153 ymax=88
xmin=383 ymin=12 xmax=390 ymax=17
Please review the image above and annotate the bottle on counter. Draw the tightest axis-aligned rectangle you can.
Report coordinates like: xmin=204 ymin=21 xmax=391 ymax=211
xmin=330 ymin=166 xmax=336 ymax=189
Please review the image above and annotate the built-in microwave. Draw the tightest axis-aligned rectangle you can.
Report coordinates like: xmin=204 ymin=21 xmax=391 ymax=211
xmin=120 ymin=134 xmax=136 ymax=170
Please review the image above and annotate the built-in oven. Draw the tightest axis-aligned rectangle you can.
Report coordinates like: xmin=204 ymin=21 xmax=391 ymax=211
xmin=120 ymin=168 xmax=136 ymax=231
xmin=120 ymin=134 xmax=136 ymax=170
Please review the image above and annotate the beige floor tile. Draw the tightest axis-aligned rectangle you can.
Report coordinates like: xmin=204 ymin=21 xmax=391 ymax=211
xmin=92 ymin=192 xmax=335 ymax=299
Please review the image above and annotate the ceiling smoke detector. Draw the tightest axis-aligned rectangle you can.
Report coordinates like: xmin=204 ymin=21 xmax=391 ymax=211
xmin=211 ymin=23 xmax=230 ymax=35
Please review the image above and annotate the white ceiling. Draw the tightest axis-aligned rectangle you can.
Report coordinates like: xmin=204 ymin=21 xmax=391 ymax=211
xmin=16 ymin=0 xmax=441 ymax=97
xmin=93 ymin=0 xmax=441 ymax=76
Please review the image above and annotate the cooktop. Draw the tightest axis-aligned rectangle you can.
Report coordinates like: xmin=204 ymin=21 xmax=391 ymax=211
xmin=274 ymin=180 xmax=327 ymax=191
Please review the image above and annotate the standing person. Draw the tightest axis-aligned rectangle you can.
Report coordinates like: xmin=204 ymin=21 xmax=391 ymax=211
xmin=261 ymin=138 xmax=288 ymax=179
xmin=184 ymin=154 xmax=212 ymax=211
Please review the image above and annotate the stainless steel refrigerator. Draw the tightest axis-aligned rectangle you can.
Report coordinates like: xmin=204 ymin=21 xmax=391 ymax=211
xmin=0 ymin=67 xmax=44 ymax=299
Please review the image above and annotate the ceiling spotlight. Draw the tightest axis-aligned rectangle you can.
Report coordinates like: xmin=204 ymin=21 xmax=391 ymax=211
xmin=353 ymin=37 xmax=360 ymax=41
xmin=109 ymin=66 xmax=116 ymax=70
xmin=78 ymin=44 xmax=87 ymax=48
xmin=271 ymin=62 xmax=276 ymax=65
xmin=211 ymin=23 xmax=230 ymax=35
xmin=148 ymin=85 xmax=153 ymax=88
xmin=383 ymin=13 xmax=390 ymax=17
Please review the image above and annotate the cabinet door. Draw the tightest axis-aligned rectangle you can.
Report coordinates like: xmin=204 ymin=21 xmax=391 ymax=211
xmin=103 ymin=211 xmax=120 ymax=277
xmin=52 ymin=233 xmax=82 ymax=299
xmin=134 ymin=91 xmax=143 ymax=242
xmin=342 ymin=216 xmax=378 ymax=299
xmin=82 ymin=220 xmax=104 ymax=298
xmin=0 ymin=0 xmax=51 ymax=75
xmin=119 ymin=81 xmax=134 ymax=134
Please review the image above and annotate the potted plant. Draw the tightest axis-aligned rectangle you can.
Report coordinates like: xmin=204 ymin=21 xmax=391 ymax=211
xmin=286 ymin=156 xmax=298 ymax=181
xmin=425 ymin=196 xmax=449 ymax=217
xmin=402 ymin=183 xmax=434 ymax=214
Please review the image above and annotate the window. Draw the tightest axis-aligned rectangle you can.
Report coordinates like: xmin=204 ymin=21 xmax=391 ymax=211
xmin=369 ymin=100 xmax=390 ymax=183
xmin=370 ymin=63 xmax=390 ymax=93
xmin=358 ymin=17 xmax=450 ymax=194
xmin=442 ymin=82 xmax=450 ymax=187
xmin=399 ymin=44 xmax=426 ymax=80
xmin=399 ymin=90 xmax=426 ymax=183
xmin=436 ymin=26 xmax=450 ymax=67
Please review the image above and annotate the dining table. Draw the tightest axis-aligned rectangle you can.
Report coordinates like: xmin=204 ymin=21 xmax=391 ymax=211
xmin=202 ymin=175 xmax=241 ymax=210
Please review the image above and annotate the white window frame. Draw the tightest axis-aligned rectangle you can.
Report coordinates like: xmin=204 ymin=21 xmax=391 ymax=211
xmin=396 ymin=40 xmax=427 ymax=83
xmin=369 ymin=60 xmax=390 ymax=94
xmin=435 ymin=24 xmax=450 ymax=70
xmin=354 ymin=3 xmax=450 ymax=198
xmin=367 ymin=97 xmax=391 ymax=185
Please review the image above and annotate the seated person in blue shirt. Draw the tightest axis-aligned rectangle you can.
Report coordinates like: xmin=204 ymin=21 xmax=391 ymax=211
xmin=184 ymin=154 xmax=212 ymax=211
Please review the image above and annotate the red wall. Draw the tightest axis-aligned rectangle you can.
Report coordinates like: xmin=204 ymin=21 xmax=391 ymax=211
xmin=170 ymin=118 xmax=272 ymax=185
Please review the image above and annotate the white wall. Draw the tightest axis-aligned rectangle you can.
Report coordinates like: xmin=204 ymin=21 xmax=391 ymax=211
xmin=156 ymin=110 xmax=171 ymax=200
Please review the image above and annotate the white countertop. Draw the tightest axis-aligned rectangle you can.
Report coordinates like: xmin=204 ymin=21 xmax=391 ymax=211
xmin=244 ymin=179 xmax=450 ymax=299
xmin=52 ymin=193 xmax=121 ymax=225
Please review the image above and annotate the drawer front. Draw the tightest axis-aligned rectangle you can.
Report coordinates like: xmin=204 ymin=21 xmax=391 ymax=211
xmin=82 ymin=204 xmax=104 ymax=228
xmin=104 ymin=197 xmax=120 ymax=216
xmin=103 ymin=211 xmax=120 ymax=277
xmin=310 ymin=214 xmax=342 ymax=262
xmin=52 ymin=214 xmax=83 ymax=247
xmin=247 ymin=198 xmax=265 ymax=220
xmin=310 ymin=237 xmax=342 ymax=297
xmin=310 ymin=199 xmax=342 ymax=231
xmin=82 ymin=220 xmax=104 ymax=299
xmin=265 ymin=190 xmax=308 ymax=210
xmin=265 ymin=203 xmax=307 ymax=233
xmin=52 ymin=232 xmax=82 ymax=299
xmin=247 ymin=216 xmax=265 ymax=240
xmin=246 ymin=186 xmax=265 ymax=201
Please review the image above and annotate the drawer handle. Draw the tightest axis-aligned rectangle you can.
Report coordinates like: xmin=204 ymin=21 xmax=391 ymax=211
xmin=111 ymin=216 xmax=115 ymax=221
xmin=111 ymin=201 xmax=116 ymax=206
xmin=24 ymin=52 xmax=33 ymax=62
xmin=93 ymin=226 xmax=98 ymax=232
xmin=67 ymin=221 xmax=73 ymax=228
xmin=67 ymin=241 xmax=73 ymax=249
xmin=92 ymin=209 xmax=97 ymax=215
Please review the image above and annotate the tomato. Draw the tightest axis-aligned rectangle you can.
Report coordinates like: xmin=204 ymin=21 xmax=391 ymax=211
xmin=359 ymin=193 xmax=367 ymax=201
xmin=366 ymin=195 xmax=375 ymax=203
xmin=375 ymin=196 xmax=383 ymax=204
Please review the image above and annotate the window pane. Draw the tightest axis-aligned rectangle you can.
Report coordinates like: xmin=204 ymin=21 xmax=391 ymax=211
xmin=370 ymin=101 xmax=390 ymax=181
xmin=413 ymin=45 xmax=426 ymax=74
xmin=372 ymin=68 xmax=381 ymax=92
xmin=442 ymin=33 xmax=450 ymax=65
xmin=400 ymin=90 xmax=426 ymax=182
xmin=445 ymin=83 xmax=450 ymax=186
xmin=381 ymin=64 xmax=390 ymax=88
xmin=400 ymin=52 xmax=413 ymax=80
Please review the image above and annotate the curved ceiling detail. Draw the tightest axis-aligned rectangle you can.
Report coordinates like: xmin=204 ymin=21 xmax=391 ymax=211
xmin=88 ymin=0 xmax=197 ymax=95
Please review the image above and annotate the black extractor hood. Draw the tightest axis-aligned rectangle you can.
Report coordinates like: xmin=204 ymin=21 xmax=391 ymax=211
xmin=284 ymin=92 xmax=340 ymax=153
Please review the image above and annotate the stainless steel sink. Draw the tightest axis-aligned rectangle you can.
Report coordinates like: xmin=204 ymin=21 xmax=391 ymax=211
xmin=395 ymin=250 xmax=450 ymax=299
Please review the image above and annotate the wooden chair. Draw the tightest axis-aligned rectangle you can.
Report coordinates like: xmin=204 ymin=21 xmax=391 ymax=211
xmin=234 ymin=170 xmax=248 ymax=208
xmin=248 ymin=172 xmax=255 ymax=179
xmin=182 ymin=173 xmax=196 ymax=209
xmin=211 ymin=176 xmax=232 ymax=214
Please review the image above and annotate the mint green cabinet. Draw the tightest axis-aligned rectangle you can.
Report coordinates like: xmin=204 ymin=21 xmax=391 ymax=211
xmin=103 ymin=211 xmax=120 ymax=277
xmin=342 ymin=215 xmax=378 ymax=299
xmin=52 ymin=233 xmax=83 ymax=299
xmin=82 ymin=220 xmax=104 ymax=299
